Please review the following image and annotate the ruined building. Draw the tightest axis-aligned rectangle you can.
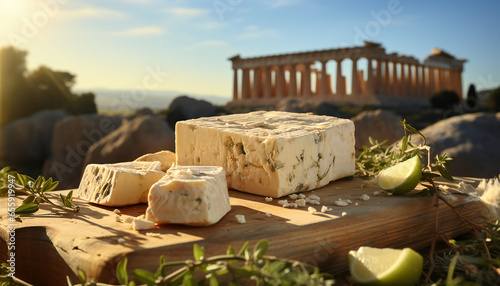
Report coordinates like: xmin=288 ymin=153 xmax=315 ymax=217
xmin=228 ymin=41 xmax=466 ymax=106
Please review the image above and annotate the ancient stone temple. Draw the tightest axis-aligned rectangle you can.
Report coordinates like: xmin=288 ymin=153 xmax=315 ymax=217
xmin=228 ymin=42 xmax=466 ymax=106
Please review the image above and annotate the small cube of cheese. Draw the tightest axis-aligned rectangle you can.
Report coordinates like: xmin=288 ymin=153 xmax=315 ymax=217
xmin=145 ymin=166 xmax=230 ymax=226
xmin=77 ymin=161 xmax=165 ymax=206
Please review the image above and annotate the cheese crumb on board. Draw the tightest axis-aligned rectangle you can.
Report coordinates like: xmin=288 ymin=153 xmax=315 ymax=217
xmin=308 ymin=207 xmax=317 ymax=214
xmin=132 ymin=217 xmax=156 ymax=231
xmin=114 ymin=209 xmax=121 ymax=215
xmin=296 ymin=199 xmax=306 ymax=207
xmin=115 ymin=215 xmax=122 ymax=222
xmin=117 ymin=238 xmax=126 ymax=244
xmin=334 ymin=200 xmax=349 ymax=207
xmin=289 ymin=194 xmax=298 ymax=200
xmin=76 ymin=161 xmax=165 ymax=206
xmin=235 ymin=214 xmax=246 ymax=224
xmin=360 ymin=194 xmax=370 ymax=201
xmin=265 ymin=197 xmax=273 ymax=202
xmin=342 ymin=212 xmax=347 ymax=216
xmin=321 ymin=205 xmax=332 ymax=212
xmin=145 ymin=166 xmax=231 ymax=226
xmin=176 ymin=111 xmax=355 ymax=198
xmin=145 ymin=232 xmax=161 ymax=237
xmin=265 ymin=213 xmax=272 ymax=217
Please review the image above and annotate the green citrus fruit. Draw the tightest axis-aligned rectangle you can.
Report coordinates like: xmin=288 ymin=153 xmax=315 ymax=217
xmin=378 ymin=156 xmax=422 ymax=194
xmin=348 ymin=246 xmax=423 ymax=286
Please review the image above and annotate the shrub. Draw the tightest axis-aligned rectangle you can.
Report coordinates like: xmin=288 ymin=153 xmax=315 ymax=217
xmin=430 ymin=90 xmax=460 ymax=109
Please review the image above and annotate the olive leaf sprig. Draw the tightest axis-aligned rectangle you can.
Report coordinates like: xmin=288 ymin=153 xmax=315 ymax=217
xmin=0 ymin=167 xmax=79 ymax=215
xmin=68 ymin=239 xmax=334 ymax=286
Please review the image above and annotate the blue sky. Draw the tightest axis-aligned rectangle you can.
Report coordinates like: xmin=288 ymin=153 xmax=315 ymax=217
xmin=1 ymin=0 xmax=499 ymax=100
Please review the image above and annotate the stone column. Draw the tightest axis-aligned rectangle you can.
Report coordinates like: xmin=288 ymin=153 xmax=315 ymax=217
xmin=382 ymin=60 xmax=389 ymax=94
xmin=401 ymin=63 xmax=408 ymax=96
xmin=264 ymin=65 xmax=272 ymax=98
xmin=391 ymin=61 xmax=398 ymax=95
xmin=319 ymin=60 xmax=329 ymax=96
xmin=336 ymin=59 xmax=344 ymax=95
xmin=289 ymin=64 xmax=297 ymax=97
xmin=414 ymin=65 xmax=420 ymax=97
xmin=252 ymin=67 xmax=261 ymax=98
xmin=375 ymin=59 xmax=382 ymax=94
xmin=276 ymin=65 xmax=285 ymax=98
xmin=242 ymin=68 xmax=250 ymax=99
xmin=351 ymin=58 xmax=360 ymax=95
xmin=420 ymin=66 xmax=426 ymax=97
xmin=233 ymin=68 xmax=239 ymax=101
xmin=303 ymin=63 xmax=312 ymax=96
xmin=428 ymin=67 xmax=435 ymax=95
xmin=366 ymin=58 xmax=374 ymax=95
xmin=437 ymin=68 xmax=445 ymax=92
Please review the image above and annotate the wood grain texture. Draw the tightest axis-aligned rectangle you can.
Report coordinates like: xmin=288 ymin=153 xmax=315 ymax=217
xmin=0 ymin=177 xmax=493 ymax=285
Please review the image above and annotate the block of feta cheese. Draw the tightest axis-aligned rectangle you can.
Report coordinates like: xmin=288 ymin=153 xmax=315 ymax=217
xmin=145 ymin=166 xmax=230 ymax=226
xmin=77 ymin=161 xmax=165 ymax=206
xmin=134 ymin=150 xmax=176 ymax=172
xmin=176 ymin=111 xmax=355 ymax=198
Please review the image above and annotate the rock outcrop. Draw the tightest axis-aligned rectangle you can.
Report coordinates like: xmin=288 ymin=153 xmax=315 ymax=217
xmin=408 ymin=112 xmax=500 ymax=178
xmin=351 ymin=109 xmax=405 ymax=149
xmin=0 ymin=110 xmax=68 ymax=163
xmin=42 ymin=114 xmax=122 ymax=189
xmin=83 ymin=115 xmax=175 ymax=167
xmin=166 ymin=96 xmax=216 ymax=128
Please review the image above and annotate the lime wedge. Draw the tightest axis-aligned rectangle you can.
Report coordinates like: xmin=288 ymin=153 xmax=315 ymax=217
xmin=378 ymin=156 xmax=422 ymax=194
xmin=349 ymin=246 xmax=423 ymax=286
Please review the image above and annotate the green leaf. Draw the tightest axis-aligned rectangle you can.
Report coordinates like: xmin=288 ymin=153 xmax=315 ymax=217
xmin=209 ymin=274 xmax=219 ymax=286
xmin=237 ymin=241 xmax=249 ymax=256
xmin=133 ymin=269 xmax=156 ymax=285
xmin=15 ymin=203 xmax=39 ymax=214
xmin=193 ymin=243 xmax=204 ymax=261
xmin=23 ymin=195 xmax=36 ymax=204
xmin=66 ymin=276 xmax=75 ymax=286
xmin=267 ymin=261 xmax=287 ymax=273
xmin=76 ymin=268 xmax=87 ymax=284
xmin=226 ymin=246 xmax=235 ymax=255
xmin=253 ymin=240 xmax=269 ymax=260
xmin=116 ymin=258 xmax=128 ymax=285
xmin=437 ymin=166 xmax=454 ymax=181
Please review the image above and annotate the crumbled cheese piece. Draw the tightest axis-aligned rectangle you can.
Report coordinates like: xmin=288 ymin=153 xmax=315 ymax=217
xmin=334 ymin=200 xmax=349 ymax=207
xmin=296 ymin=199 xmax=306 ymax=207
xmin=342 ymin=212 xmax=347 ymax=216
xmin=360 ymin=184 xmax=365 ymax=189
xmin=145 ymin=232 xmax=161 ymax=237
xmin=308 ymin=207 xmax=317 ymax=214
xmin=117 ymin=238 xmax=126 ymax=244
xmin=387 ymin=192 xmax=393 ymax=196
xmin=320 ymin=205 xmax=332 ymax=212
xmin=265 ymin=197 xmax=273 ymax=202
xmin=345 ymin=199 xmax=352 ymax=204
xmin=289 ymin=194 xmax=298 ymax=200
xmin=355 ymin=202 xmax=359 ymax=206
xmin=265 ymin=213 xmax=272 ymax=217
xmin=114 ymin=209 xmax=121 ymax=215
xmin=335 ymin=187 xmax=340 ymax=190
xmin=373 ymin=191 xmax=380 ymax=195
xmin=115 ymin=215 xmax=122 ymax=222
xmin=438 ymin=185 xmax=450 ymax=190
xmin=278 ymin=200 xmax=288 ymax=206
xmin=310 ymin=200 xmax=320 ymax=205
xmin=308 ymin=194 xmax=321 ymax=201
xmin=235 ymin=214 xmax=246 ymax=224
xmin=442 ymin=194 xmax=457 ymax=201
xmin=298 ymin=194 xmax=306 ymax=199
xmin=132 ymin=218 xmax=156 ymax=231
xmin=360 ymin=194 xmax=370 ymax=201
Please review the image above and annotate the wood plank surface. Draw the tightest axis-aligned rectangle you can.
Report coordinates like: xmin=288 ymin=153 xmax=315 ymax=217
xmin=0 ymin=177 xmax=493 ymax=285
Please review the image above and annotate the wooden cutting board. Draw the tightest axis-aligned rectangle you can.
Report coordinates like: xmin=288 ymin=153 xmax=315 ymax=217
xmin=0 ymin=177 xmax=493 ymax=285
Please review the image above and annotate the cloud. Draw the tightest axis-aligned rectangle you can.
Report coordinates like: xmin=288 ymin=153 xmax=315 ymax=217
xmin=165 ymin=7 xmax=209 ymax=18
xmin=114 ymin=26 xmax=164 ymax=37
xmin=238 ymin=26 xmax=278 ymax=39
xmin=123 ymin=0 xmax=154 ymax=4
xmin=198 ymin=20 xmax=227 ymax=30
xmin=60 ymin=7 xmax=127 ymax=19
xmin=185 ymin=40 xmax=228 ymax=50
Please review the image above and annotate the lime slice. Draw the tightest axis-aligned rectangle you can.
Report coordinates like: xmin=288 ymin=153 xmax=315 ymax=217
xmin=378 ymin=156 xmax=422 ymax=194
xmin=349 ymin=246 xmax=423 ymax=286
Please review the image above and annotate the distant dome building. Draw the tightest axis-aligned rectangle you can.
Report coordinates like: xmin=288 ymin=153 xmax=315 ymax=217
xmin=228 ymin=41 xmax=466 ymax=106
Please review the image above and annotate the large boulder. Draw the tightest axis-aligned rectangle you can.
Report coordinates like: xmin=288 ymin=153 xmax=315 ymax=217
xmin=0 ymin=109 xmax=68 ymax=163
xmin=166 ymin=96 xmax=216 ymax=128
xmin=42 ymin=114 xmax=122 ymax=189
xmin=83 ymin=115 xmax=175 ymax=167
xmin=407 ymin=112 xmax=500 ymax=178
xmin=351 ymin=109 xmax=405 ymax=149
